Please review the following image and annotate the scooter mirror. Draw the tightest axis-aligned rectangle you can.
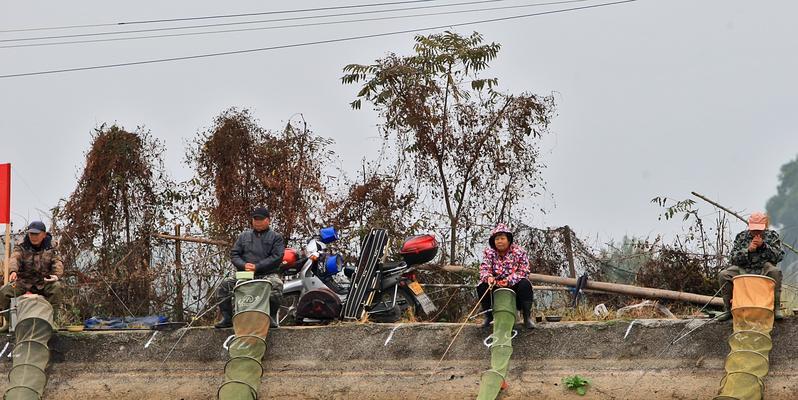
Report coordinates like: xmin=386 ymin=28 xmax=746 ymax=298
xmin=305 ymin=238 xmax=325 ymax=255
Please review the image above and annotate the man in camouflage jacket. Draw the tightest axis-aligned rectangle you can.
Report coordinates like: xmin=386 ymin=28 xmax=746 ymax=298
xmin=0 ymin=221 xmax=64 ymax=315
xmin=717 ymin=212 xmax=784 ymax=321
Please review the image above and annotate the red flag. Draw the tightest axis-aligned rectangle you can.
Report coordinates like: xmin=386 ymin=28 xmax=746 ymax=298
xmin=0 ymin=163 xmax=9 ymax=224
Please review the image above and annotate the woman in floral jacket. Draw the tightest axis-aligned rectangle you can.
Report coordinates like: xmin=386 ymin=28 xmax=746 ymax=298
xmin=477 ymin=223 xmax=534 ymax=329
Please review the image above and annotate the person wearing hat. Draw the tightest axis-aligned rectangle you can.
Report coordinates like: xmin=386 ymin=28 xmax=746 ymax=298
xmin=717 ymin=212 xmax=785 ymax=321
xmin=476 ymin=223 xmax=535 ymax=329
xmin=0 ymin=221 xmax=64 ymax=320
xmin=214 ymin=207 xmax=285 ymax=329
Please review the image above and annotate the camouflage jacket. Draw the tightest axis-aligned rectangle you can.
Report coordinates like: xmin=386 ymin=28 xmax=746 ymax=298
xmin=730 ymin=229 xmax=784 ymax=271
xmin=8 ymin=233 xmax=64 ymax=290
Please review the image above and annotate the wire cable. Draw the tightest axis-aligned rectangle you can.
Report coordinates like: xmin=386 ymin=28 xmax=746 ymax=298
xmin=0 ymin=0 xmax=594 ymax=49
xmin=0 ymin=0 xmax=639 ymax=79
xmin=0 ymin=0 xmax=439 ymax=33
xmin=0 ymin=0 xmax=588 ymax=44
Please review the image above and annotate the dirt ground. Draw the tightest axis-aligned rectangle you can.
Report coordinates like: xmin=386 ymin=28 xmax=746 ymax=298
xmin=3 ymin=319 xmax=798 ymax=399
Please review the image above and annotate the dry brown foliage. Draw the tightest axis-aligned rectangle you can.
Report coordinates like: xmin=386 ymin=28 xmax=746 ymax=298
xmin=185 ymin=108 xmax=333 ymax=242
xmin=53 ymin=124 xmax=172 ymax=319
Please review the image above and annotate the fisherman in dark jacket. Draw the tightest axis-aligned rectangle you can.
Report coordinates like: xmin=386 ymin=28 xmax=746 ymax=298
xmin=214 ymin=207 xmax=285 ymax=328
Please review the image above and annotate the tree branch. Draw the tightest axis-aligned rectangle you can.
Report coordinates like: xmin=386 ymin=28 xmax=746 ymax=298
xmin=691 ymin=191 xmax=798 ymax=256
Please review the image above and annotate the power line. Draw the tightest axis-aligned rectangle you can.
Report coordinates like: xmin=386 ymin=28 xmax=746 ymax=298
xmin=0 ymin=0 xmax=639 ymax=79
xmin=0 ymin=0 xmax=593 ymax=49
xmin=0 ymin=0 xmax=439 ymax=33
xmin=0 ymin=0 xmax=589 ymax=44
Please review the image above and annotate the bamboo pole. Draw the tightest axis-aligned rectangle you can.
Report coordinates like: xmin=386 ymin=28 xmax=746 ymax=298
xmin=3 ymin=224 xmax=9 ymax=284
xmin=528 ymin=273 xmax=724 ymax=307
xmin=691 ymin=191 xmax=798 ymax=256
xmin=154 ymin=233 xmax=229 ymax=247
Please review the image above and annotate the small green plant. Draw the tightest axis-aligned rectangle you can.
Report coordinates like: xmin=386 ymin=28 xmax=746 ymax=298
xmin=562 ymin=375 xmax=591 ymax=396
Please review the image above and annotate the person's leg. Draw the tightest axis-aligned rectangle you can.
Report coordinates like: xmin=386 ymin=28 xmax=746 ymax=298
xmin=42 ymin=281 xmax=63 ymax=306
xmin=0 ymin=283 xmax=25 ymax=331
xmin=0 ymin=283 xmax=19 ymax=312
xmin=476 ymin=282 xmax=493 ymax=328
xmin=265 ymin=274 xmax=283 ymax=328
xmin=42 ymin=281 xmax=64 ymax=325
xmin=717 ymin=266 xmax=742 ymax=321
xmin=215 ymin=278 xmax=236 ymax=329
xmin=761 ymin=262 xmax=784 ymax=320
xmin=512 ymin=279 xmax=535 ymax=329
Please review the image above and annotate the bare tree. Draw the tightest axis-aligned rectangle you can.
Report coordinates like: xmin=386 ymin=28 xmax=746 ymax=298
xmin=343 ymin=31 xmax=555 ymax=263
xmin=186 ymin=108 xmax=334 ymax=241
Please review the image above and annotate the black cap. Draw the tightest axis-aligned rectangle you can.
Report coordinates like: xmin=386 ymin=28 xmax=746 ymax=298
xmin=27 ymin=221 xmax=46 ymax=233
xmin=251 ymin=207 xmax=270 ymax=218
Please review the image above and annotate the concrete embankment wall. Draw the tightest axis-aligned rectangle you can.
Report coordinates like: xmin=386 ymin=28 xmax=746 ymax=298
xmin=2 ymin=319 xmax=798 ymax=399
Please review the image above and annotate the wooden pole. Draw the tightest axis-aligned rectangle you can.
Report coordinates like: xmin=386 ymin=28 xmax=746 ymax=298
xmin=3 ymin=224 xmax=10 ymax=284
xmin=563 ymin=225 xmax=577 ymax=278
xmin=174 ymin=225 xmax=184 ymax=322
xmin=691 ymin=191 xmax=798 ymax=256
xmin=528 ymin=273 xmax=724 ymax=307
xmin=154 ymin=233 xmax=229 ymax=247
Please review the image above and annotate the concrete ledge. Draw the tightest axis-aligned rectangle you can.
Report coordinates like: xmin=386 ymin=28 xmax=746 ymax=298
xmin=2 ymin=319 xmax=798 ymax=399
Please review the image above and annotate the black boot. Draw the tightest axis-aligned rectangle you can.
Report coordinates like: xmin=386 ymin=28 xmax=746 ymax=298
xmin=481 ymin=312 xmax=493 ymax=328
xmin=269 ymin=302 xmax=280 ymax=329
xmin=717 ymin=292 xmax=732 ymax=322
xmin=214 ymin=299 xmax=233 ymax=329
xmin=521 ymin=301 xmax=535 ymax=329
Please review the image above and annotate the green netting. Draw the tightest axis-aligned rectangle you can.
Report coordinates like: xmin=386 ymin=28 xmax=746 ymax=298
xmin=715 ymin=372 xmax=764 ymax=400
xmin=731 ymin=307 xmax=775 ymax=333
xmin=5 ymin=296 xmax=53 ymax=400
xmin=231 ymin=312 xmax=269 ymax=338
xmin=724 ymin=351 xmax=769 ymax=378
xmin=728 ymin=331 xmax=771 ymax=353
xmin=477 ymin=288 xmax=516 ymax=400
xmin=224 ymin=357 xmax=263 ymax=388
xmin=218 ymin=280 xmax=272 ymax=400
xmin=3 ymin=387 xmax=38 ymax=400
xmin=11 ymin=342 xmax=49 ymax=371
xmin=217 ymin=381 xmax=258 ymax=400
xmin=7 ymin=366 xmax=46 ymax=396
xmin=477 ymin=370 xmax=504 ymax=400
xmin=490 ymin=345 xmax=513 ymax=378
xmin=715 ymin=276 xmax=774 ymax=400
xmin=234 ymin=280 xmax=272 ymax=316
xmin=228 ymin=336 xmax=267 ymax=359
xmin=13 ymin=320 xmax=52 ymax=344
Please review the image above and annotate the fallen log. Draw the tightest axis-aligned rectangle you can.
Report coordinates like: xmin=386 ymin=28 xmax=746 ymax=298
xmin=528 ymin=273 xmax=724 ymax=307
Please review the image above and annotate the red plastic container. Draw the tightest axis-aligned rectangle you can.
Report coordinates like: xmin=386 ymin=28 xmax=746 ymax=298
xmin=400 ymin=234 xmax=439 ymax=265
xmin=281 ymin=248 xmax=299 ymax=273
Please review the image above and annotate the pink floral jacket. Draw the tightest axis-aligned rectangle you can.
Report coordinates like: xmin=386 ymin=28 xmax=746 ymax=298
xmin=479 ymin=243 xmax=530 ymax=286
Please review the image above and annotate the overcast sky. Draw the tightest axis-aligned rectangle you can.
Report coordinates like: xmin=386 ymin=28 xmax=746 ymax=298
xmin=1 ymin=0 xmax=797 ymax=245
